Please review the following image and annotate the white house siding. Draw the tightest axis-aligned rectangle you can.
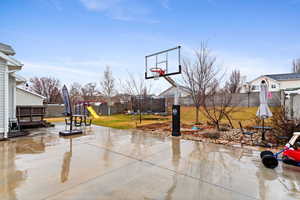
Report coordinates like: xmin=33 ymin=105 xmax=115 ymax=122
xmin=280 ymin=80 xmax=300 ymax=90
xmin=8 ymin=75 xmax=16 ymax=119
xmin=0 ymin=58 xmax=8 ymax=134
xmin=16 ymin=88 xmax=44 ymax=106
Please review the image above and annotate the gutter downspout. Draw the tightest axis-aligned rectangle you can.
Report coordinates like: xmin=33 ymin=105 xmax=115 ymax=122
xmin=4 ymin=64 xmax=9 ymax=139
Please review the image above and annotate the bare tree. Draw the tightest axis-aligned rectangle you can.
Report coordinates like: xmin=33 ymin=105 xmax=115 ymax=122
xmin=122 ymin=74 xmax=152 ymax=123
xmin=69 ymin=82 xmax=82 ymax=105
xmin=202 ymin=85 xmax=235 ymax=130
xmin=30 ymin=77 xmax=62 ymax=104
xmin=225 ymin=69 xmax=242 ymax=93
xmin=123 ymin=74 xmax=152 ymax=97
xmin=100 ymin=66 xmax=115 ymax=115
xmin=292 ymin=58 xmax=300 ymax=73
xmin=181 ymin=43 xmax=219 ymax=124
xmin=81 ymin=82 xmax=99 ymax=101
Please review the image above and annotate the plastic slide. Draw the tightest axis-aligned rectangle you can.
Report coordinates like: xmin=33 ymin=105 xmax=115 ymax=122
xmin=87 ymin=106 xmax=100 ymax=119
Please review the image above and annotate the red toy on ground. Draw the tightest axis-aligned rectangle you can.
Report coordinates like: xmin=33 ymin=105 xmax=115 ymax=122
xmin=260 ymin=132 xmax=300 ymax=168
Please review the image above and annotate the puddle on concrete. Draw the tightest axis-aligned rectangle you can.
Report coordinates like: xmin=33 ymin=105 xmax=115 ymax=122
xmin=0 ymin=123 xmax=299 ymax=200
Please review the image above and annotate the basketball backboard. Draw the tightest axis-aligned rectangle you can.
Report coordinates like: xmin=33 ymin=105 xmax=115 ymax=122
xmin=145 ymin=46 xmax=181 ymax=79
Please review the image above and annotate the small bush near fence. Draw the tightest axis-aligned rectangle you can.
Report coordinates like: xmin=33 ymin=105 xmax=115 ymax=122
xmin=271 ymin=106 xmax=300 ymax=140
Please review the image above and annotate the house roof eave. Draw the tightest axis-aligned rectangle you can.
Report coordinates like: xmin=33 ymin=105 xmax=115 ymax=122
xmin=0 ymin=51 xmax=23 ymax=68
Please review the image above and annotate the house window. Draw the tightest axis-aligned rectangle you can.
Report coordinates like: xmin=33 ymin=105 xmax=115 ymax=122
xmin=271 ymin=84 xmax=276 ymax=89
xmin=251 ymin=85 xmax=259 ymax=90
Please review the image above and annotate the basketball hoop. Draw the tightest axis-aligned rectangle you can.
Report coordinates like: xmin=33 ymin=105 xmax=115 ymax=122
xmin=150 ymin=67 xmax=165 ymax=80
xmin=145 ymin=46 xmax=181 ymax=137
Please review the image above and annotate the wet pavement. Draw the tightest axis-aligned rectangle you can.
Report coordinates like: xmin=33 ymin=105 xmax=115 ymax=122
xmin=0 ymin=123 xmax=300 ymax=200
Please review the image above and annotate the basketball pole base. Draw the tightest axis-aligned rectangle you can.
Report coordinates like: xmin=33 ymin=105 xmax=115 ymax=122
xmin=59 ymin=130 xmax=83 ymax=136
xmin=172 ymin=105 xmax=180 ymax=136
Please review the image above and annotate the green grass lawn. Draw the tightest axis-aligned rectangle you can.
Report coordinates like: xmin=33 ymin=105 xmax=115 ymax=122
xmin=92 ymin=114 xmax=169 ymax=129
xmin=45 ymin=106 xmax=269 ymax=130
xmin=180 ymin=106 xmax=258 ymax=127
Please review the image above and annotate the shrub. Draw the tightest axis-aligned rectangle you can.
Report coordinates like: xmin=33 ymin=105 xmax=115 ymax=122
xmin=218 ymin=126 xmax=230 ymax=132
xmin=202 ymin=130 xmax=221 ymax=140
xmin=270 ymin=106 xmax=300 ymax=140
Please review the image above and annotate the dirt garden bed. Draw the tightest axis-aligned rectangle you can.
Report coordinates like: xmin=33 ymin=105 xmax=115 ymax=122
xmin=137 ymin=122 xmax=281 ymax=148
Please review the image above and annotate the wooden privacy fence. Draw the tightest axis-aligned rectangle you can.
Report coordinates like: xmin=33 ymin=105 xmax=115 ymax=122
xmin=131 ymin=97 xmax=165 ymax=113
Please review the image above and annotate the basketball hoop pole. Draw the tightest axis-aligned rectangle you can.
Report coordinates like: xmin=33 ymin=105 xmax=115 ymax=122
xmin=163 ymin=76 xmax=181 ymax=136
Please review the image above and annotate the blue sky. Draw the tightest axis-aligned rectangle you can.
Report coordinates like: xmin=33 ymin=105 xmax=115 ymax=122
xmin=1 ymin=0 xmax=300 ymax=93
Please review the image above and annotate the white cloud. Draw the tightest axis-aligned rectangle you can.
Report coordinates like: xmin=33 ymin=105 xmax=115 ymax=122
xmin=20 ymin=61 xmax=100 ymax=84
xmin=160 ymin=0 xmax=169 ymax=9
xmin=47 ymin=0 xmax=63 ymax=10
xmin=178 ymin=43 xmax=290 ymax=83
xmin=18 ymin=58 xmax=169 ymax=94
xmin=79 ymin=0 xmax=159 ymax=23
xmin=79 ymin=0 xmax=121 ymax=11
xmin=215 ymin=51 xmax=288 ymax=82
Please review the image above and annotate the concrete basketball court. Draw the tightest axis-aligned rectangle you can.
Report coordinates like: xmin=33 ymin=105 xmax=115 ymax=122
xmin=0 ymin=123 xmax=299 ymax=200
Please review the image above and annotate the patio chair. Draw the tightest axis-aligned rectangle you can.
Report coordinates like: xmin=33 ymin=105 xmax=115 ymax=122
xmin=74 ymin=117 xmax=83 ymax=127
xmin=84 ymin=117 xmax=92 ymax=126
xmin=65 ymin=117 xmax=72 ymax=126
xmin=239 ymin=121 xmax=256 ymax=144
xmin=65 ymin=115 xmax=83 ymax=127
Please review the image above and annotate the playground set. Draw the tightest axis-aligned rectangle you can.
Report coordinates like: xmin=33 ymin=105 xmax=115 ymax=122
xmin=59 ymin=86 xmax=101 ymax=136
xmin=74 ymin=100 xmax=101 ymax=120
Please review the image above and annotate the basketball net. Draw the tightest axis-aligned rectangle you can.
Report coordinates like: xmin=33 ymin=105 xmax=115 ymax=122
xmin=150 ymin=68 xmax=165 ymax=80
xmin=153 ymin=72 xmax=160 ymax=80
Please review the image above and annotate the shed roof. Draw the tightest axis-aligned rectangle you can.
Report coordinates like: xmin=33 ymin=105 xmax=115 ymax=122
xmin=16 ymin=87 xmax=46 ymax=99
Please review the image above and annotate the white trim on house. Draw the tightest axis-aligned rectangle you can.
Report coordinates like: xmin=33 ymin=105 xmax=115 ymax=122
xmin=0 ymin=51 xmax=22 ymax=68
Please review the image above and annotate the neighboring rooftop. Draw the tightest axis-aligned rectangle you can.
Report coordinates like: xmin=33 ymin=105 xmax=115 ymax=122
xmin=265 ymin=73 xmax=300 ymax=81
xmin=158 ymin=85 xmax=190 ymax=97
xmin=17 ymin=86 xmax=46 ymax=99
xmin=0 ymin=42 xmax=15 ymax=56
